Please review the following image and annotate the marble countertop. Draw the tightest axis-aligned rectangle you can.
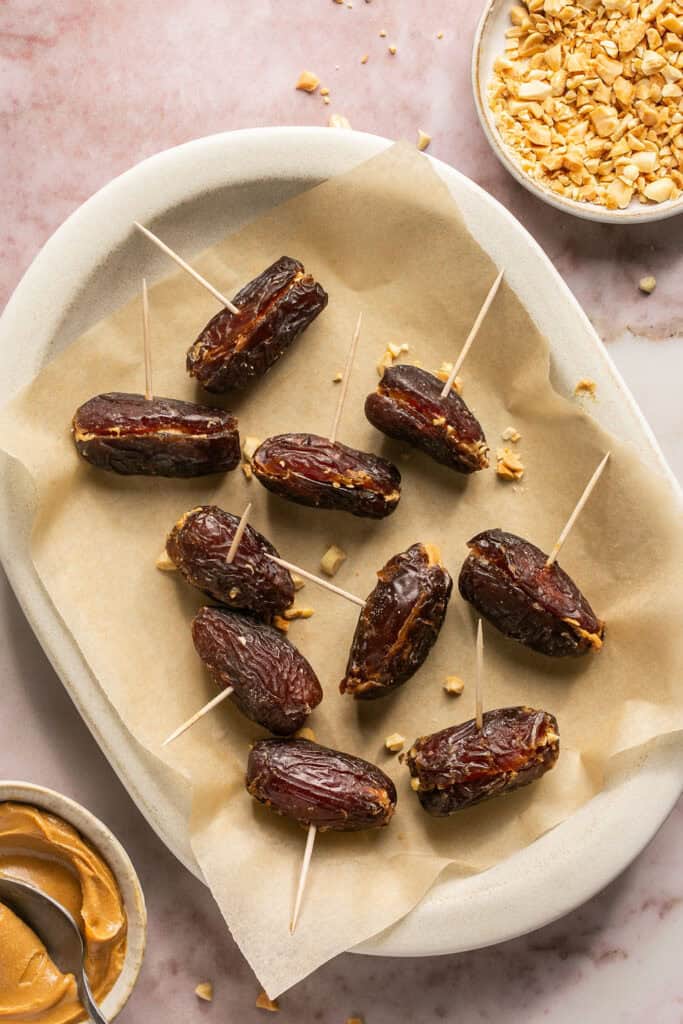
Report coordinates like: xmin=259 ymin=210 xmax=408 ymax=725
xmin=2 ymin=1 xmax=681 ymax=1021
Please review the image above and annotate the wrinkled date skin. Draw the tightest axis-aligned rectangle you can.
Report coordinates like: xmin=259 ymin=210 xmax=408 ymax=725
xmin=252 ymin=433 xmax=402 ymax=519
xmin=404 ymin=706 xmax=560 ymax=815
xmin=458 ymin=529 xmax=604 ymax=657
xmin=246 ymin=738 xmax=397 ymax=831
xmin=186 ymin=256 xmax=328 ymax=392
xmin=165 ymin=505 xmax=294 ymax=619
xmin=72 ymin=392 xmax=240 ymax=477
xmin=365 ymin=365 xmax=489 ymax=473
xmin=192 ymin=607 xmax=322 ymax=735
xmin=340 ymin=543 xmax=452 ymax=699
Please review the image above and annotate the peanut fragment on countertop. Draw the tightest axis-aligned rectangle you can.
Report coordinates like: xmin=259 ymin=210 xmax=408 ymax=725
xmin=195 ymin=982 xmax=213 ymax=1002
xmin=443 ymin=675 xmax=465 ymax=695
xmin=256 ymin=991 xmax=280 ymax=1012
xmin=501 ymin=426 xmax=521 ymax=442
xmin=283 ymin=606 xmax=315 ymax=620
xmin=156 ymin=548 xmax=176 ymax=571
xmin=384 ymin=732 xmax=406 ymax=753
xmin=296 ymin=70 xmax=320 ymax=93
xmin=320 ymin=543 xmax=347 ymax=576
xmin=242 ymin=436 xmax=262 ymax=462
xmin=496 ymin=447 xmax=525 ymax=481
xmin=488 ymin=0 xmax=683 ymax=209
xmin=639 ymin=274 xmax=657 ymax=293
xmin=417 ymin=129 xmax=432 ymax=151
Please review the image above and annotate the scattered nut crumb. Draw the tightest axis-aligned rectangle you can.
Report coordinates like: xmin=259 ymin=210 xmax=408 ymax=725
xmin=323 ymin=96 xmax=331 ymax=105
xmin=295 ymin=71 xmax=320 ymax=93
xmin=295 ymin=726 xmax=316 ymax=741
xmin=320 ymin=87 xmax=330 ymax=96
xmin=435 ymin=362 xmax=463 ymax=393
xmin=241 ymin=462 xmax=253 ymax=481
xmin=443 ymin=675 xmax=465 ymax=695
xmin=242 ymin=436 xmax=262 ymax=462
xmin=256 ymin=991 xmax=280 ymax=1012
xmin=195 ymin=982 xmax=213 ymax=1002
xmin=283 ymin=606 xmax=315 ymax=620
xmin=410 ymin=777 xmax=421 ymax=791
xmin=292 ymin=573 xmax=305 ymax=591
xmin=361 ymin=54 xmax=369 ymax=64
xmin=388 ymin=342 xmax=409 ymax=358
xmin=384 ymin=732 xmax=406 ymax=753
xmin=328 ymin=113 xmax=352 ymax=129
xmin=417 ymin=129 xmax=432 ymax=151
xmin=379 ymin=28 xmax=387 ymax=37
xmin=155 ymin=549 xmax=176 ymax=571
xmin=574 ymin=378 xmax=597 ymax=399
xmin=273 ymin=615 xmax=289 ymax=634
xmin=639 ymin=274 xmax=657 ymax=294
xmin=332 ymin=371 xmax=343 ymax=382
xmin=320 ymin=544 xmax=347 ymax=577
xmin=501 ymin=426 xmax=521 ymax=443
xmin=389 ymin=44 xmax=397 ymax=55
xmin=437 ymin=31 xmax=444 ymax=39
xmin=377 ymin=344 xmax=410 ymax=375
xmin=496 ymin=447 xmax=525 ymax=481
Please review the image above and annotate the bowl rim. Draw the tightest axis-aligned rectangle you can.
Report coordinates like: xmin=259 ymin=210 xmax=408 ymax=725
xmin=0 ymin=780 xmax=147 ymax=1019
xmin=471 ymin=0 xmax=683 ymax=225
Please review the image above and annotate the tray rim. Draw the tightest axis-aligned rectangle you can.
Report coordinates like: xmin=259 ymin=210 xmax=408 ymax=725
xmin=1 ymin=126 xmax=681 ymax=959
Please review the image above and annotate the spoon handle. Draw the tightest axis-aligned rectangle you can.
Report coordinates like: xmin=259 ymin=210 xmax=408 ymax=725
xmin=78 ymin=970 xmax=109 ymax=1024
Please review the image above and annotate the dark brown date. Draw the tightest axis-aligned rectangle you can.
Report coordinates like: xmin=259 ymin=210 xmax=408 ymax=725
xmin=246 ymin=738 xmax=397 ymax=831
xmin=186 ymin=256 xmax=328 ymax=392
xmin=165 ymin=505 xmax=294 ymax=619
xmin=192 ymin=607 xmax=322 ymax=735
xmin=404 ymin=707 xmax=560 ymax=815
xmin=72 ymin=393 xmax=240 ymax=477
xmin=365 ymin=364 xmax=489 ymax=473
xmin=340 ymin=543 xmax=452 ymax=699
xmin=251 ymin=433 xmax=401 ymax=519
xmin=458 ymin=529 xmax=604 ymax=657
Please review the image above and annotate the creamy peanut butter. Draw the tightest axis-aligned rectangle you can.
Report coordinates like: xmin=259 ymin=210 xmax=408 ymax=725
xmin=0 ymin=802 xmax=127 ymax=1024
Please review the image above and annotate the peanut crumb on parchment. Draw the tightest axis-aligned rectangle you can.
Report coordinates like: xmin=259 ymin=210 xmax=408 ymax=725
xmin=256 ymin=991 xmax=280 ymax=1012
xmin=195 ymin=982 xmax=213 ymax=1002
xmin=496 ymin=447 xmax=525 ymax=481
xmin=639 ymin=273 xmax=657 ymax=293
xmin=295 ymin=71 xmax=320 ymax=93
xmin=574 ymin=377 xmax=597 ymax=398
xmin=444 ymin=675 xmax=465 ymax=695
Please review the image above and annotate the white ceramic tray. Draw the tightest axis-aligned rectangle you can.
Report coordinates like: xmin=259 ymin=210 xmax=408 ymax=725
xmin=1 ymin=128 xmax=681 ymax=958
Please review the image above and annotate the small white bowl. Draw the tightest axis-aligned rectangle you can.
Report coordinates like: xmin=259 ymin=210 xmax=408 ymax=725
xmin=0 ymin=781 xmax=146 ymax=1020
xmin=472 ymin=0 xmax=683 ymax=224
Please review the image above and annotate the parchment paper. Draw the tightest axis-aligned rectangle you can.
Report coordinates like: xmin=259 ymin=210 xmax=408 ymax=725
xmin=1 ymin=144 xmax=682 ymax=997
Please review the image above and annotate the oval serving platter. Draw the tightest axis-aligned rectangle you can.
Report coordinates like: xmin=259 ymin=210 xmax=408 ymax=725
xmin=0 ymin=128 xmax=681 ymax=958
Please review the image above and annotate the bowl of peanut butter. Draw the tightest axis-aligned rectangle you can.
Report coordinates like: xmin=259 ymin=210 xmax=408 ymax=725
xmin=0 ymin=783 xmax=146 ymax=1023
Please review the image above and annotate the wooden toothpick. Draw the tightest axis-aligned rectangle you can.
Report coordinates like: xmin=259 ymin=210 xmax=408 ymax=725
xmin=329 ymin=312 xmax=362 ymax=445
xmin=134 ymin=221 xmax=240 ymax=313
xmin=226 ymin=502 xmax=252 ymax=564
xmin=142 ymin=277 xmax=153 ymax=401
xmin=162 ymin=686 xmax=234 ymax=747
xmin=440 ymin=269 xmax=504 ymax=398
xmin=266 ymin=555 xmax=365 ymax=607
xmin=290 ymin=823 xmax=317 ymax=934
xmin=475 ymin=618 xmax=484 ymax=731
xmin=546 ymin=453 xmax=610 ymax=568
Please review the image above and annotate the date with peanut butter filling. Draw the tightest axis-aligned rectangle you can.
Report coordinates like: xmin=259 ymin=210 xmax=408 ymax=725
xmin=458 ymin=529 xmax=604 ymax=657
xmin=0 ymin=801 xmax=127 ymax=1024
xmin=72 ymin=392 xmax=240 ymax=477
xmin=404 ymin=707 xmax=560 ymax=815
xmin=186 ymin=256 xmax=328 ymax=392
xmin=340 ymin=543 xmax=453 ymax=699
xmin=365 ymin=364 xmax=489 ymax=473
xmin=246 ymin=738 xmax=397 ymax=831
xmin=252 ymin=433 xmax=402 ymax=519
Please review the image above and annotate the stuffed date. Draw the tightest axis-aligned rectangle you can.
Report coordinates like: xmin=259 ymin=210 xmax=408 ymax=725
xmin=404 ymin=706 xmax=559 ymax=815
xmin=192 ymin=607 xmax=322 ymax=735
xmin=164 ymin=505 xmax=294 ymax=619
xmin=365 ymin=364 xmax=489 ymax=473
xmin=340 ymin=543 xmax=452 ymax=699
xmin=72 ymin=392 xmax=240 ymax=477
xmin=186 ymin=256 xmax=328 ymax=392
xmin=246 ymin=738 xmax=397 ymax=831
xmin=458 ymin=529 xmax=604 ymax=657
xmin=252 ymin=433 xmax=401 ymax=519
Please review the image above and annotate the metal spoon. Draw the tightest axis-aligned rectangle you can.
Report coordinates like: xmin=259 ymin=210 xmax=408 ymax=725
xmin=0 ymin=876 xmax=108 ymax=1024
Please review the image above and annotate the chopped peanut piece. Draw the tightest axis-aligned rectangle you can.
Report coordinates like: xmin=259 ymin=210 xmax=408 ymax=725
xmin=295 ymin=726 xmax=316 ymax=741
xmin=410 ymin=777 xmax=421 ymax=791
xmin=273 ymin=616 xmax=289 ymax=634
xmin=296 ymin=71 xmax=320 ymax=93
xmin=417 ymin=129 xmax=432 ymax=151
xmin=388 ymin=342 xmax=410 ymax=358
xmin=242 ymin=436 xmax=262 ymax=462
xmin=195 ymin=982 xmax=213 ymax=1002
xmin=639 ymin=274 xmax=657 ymax=293
xmin=501 ymin=426 xmax=521 ymax=443
xmin=496 ymin=447 xmax=525 ymax=481
xmin=574 ymin=377 xmax=597 ymax=398
xmin=292 ymin=573 xmax=305 ymax=591
xmin=328 ymin=113 xmax=352 ymax=129
xmin=283 ymin=606 xmax=315 ymax=620
xmin=435 ymin=362 xmax=463 ymax=393
xmin=320 ymin=544 xmax=347 ymax=577
xmin=256 ymin=991 xmax=280 ymax=1012
xmin=156 ymin=549 xmax=176 ymax=571
xmin=389 ymin=44 xmax=397 ymax=55
xmin=384 ymin=732 xmax=406 ymax=753
xmin=488 ymin=0 xmax=683 ymax=209
xmin=333 ymin=370 xmax=343 ymax=381
xmin=360 ymin=54 xmax=369 ymax=64
xmin=241 ymin=462 xmax=253 ymax=481
xmin=444 ymin=675 xmax=465 ymax=695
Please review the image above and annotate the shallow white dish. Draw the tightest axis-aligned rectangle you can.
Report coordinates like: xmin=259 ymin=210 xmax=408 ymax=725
xmin=0 ymin=780 xmax=146 ymax=1017
xmin=473 ymin=0 xmax=683 ymax=224
xmin=0 ymin=127 xmax=681 ymax=958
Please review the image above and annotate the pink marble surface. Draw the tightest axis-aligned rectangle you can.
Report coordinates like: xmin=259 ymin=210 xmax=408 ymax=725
xmin=1 ymin=1 xmax=682 ymax=1020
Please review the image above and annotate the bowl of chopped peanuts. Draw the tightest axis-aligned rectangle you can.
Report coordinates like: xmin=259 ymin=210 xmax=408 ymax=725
xmin=473 ymin=0 xmax=683 ymax=222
